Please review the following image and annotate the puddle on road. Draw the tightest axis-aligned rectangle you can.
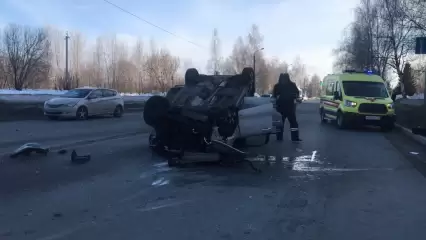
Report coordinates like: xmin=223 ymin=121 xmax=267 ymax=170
xmin=247 ymin=150 xmax=324 ymax=172
xmin=140 ymin=149 xmax=396 ymax=188
xmin=247 ymin=150 xmax=394 ymax=175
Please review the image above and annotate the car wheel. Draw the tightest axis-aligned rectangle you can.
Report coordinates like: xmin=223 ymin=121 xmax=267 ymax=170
xmin=48 ymin=116 xmax=59 ymax=120
xmin=264 ymin=134 xmax=270 ymax=144
xmin=336 ymin=111 xmax=346 ymax=129
xmin=113 ymin=105 xmax=123 ymax=118
xmin=76 ymin=106 xmax=88 ymax=120
xmin=320 ymin=108 xmax=327 ymax=123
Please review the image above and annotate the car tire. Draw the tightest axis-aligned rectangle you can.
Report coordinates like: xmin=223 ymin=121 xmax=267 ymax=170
xmin=320 ymin=108 xmax=327 ymax=123
xmin=113 ymin=105 xmax=123 ymax=118
xmin=48 ymin=116 xmax=59 ymax=120
xmin=336 ymin=111 xmax=346 ymax=129
xmin=76 ymin=106 xmax=88 ymax=120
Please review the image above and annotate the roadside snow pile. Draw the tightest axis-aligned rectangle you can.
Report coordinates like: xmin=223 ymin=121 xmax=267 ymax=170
xmin=0 ymin=88 xmax=165 ymax=96
xmin=395 ymin=93 xmax=424 ymax=100
xmin=0 ymin=88 xmax=166 ymax=103
xmin=0 ymin=89 xmax=66 ymax=95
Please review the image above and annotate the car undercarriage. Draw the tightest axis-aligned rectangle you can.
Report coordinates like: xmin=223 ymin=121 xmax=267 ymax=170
xmin=143 ymin=68 xmax=278 ymax=168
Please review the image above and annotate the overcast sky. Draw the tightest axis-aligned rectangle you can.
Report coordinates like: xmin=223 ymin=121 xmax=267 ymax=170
xmin=0 ymin=0 xmax=360 ymax=78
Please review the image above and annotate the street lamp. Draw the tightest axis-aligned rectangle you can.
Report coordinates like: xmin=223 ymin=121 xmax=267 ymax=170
xmin=253 ymin=47 xmax=264 ymax=94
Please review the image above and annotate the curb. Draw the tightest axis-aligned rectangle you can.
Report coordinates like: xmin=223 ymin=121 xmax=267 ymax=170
xmin=395 ymin=124 xmax=426 ymax=146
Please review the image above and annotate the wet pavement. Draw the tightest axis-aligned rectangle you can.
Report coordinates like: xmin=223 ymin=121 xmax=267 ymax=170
xmin=1 ymin=100 xmax=426 ymax=240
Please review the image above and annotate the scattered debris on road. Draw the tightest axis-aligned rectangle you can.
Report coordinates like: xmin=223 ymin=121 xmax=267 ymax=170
xmin=70 ymin=150 xmax=91 ymax=164
xmin=57 ymin=149 xmax=68 ymax=154
xmin=9 ymin=143 xmax=49 ymax=158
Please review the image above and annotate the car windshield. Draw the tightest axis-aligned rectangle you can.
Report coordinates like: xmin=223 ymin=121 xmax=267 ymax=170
xmin=342 ymin=81 xmax=389 ymax=98
xmin=61 ymin=89 xmax=92 ymax=98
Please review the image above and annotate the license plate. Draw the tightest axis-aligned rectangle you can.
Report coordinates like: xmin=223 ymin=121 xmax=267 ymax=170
xmin=365 ymin=116 xmax=381 ymax=120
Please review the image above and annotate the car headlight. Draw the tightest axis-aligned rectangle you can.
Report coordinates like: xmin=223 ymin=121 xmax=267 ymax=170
xmin=65 ymin=102 xmax=77 ymax=107
xmin=344 ymin=100 xmax=357 ymax=107
xmin=387 ymin=103 xmax=394 ymax=109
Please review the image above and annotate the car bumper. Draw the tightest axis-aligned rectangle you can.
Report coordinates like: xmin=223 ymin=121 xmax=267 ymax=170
xmin=44 ymin=106 xmax=77 ymax=118
xmin=343 ymin=112 xmax=396 ymax=126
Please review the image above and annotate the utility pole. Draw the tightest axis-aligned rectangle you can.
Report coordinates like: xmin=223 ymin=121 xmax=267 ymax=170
xmin=65 ymin=32 xmax=70 ymax=89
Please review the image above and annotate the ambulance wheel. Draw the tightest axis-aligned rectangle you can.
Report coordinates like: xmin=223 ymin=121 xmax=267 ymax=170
xmin=320 ymin=108 xmax=327 ymax=123
xmin=336 ymin=111 xmax=347 ymax=129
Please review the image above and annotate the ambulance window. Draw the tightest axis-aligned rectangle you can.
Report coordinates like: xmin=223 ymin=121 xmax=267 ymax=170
xmin=335 ymin=81 xmax=341 ymax=94
xmin=326 ymin=81 xmax=334 ymax=95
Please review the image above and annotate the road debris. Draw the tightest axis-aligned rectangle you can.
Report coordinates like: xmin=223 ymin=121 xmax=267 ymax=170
xmin=57 ymin=149 xmax=68 ymax=155
xmin=9 ymin=143 xmax=49 ymax=158
xmin=70 ymin=150 xmax=91 ymax=164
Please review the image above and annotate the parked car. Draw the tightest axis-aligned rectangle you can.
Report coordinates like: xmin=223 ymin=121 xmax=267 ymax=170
xmin=43 ymin=87 xmax=124 ymax=120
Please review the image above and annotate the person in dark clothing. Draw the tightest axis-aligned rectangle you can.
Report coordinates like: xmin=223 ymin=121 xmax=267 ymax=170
xmin=272 ymin=73 xmax=302 ymax=142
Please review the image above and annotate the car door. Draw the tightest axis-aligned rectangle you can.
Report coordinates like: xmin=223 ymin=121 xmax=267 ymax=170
xmin=238 ymin=97 xmax=274 ymax=138
xmin=86 ymin=89 xmax=104 ymax=115
xmin=322 ymin=79 xmax=338 ymax=120
xmin=333 ymin=81 xmax=343 ymax=112
xmin=101 ymin=89 xmax=116 ymax=113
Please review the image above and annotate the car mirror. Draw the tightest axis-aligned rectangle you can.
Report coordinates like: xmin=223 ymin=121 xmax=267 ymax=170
xmin=87 ymin=95 xmax=97 ymax=99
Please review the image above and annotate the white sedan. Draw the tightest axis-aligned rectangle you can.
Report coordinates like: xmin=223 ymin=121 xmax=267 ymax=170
xmin=43 ymin=87 xmax=124 ymax=120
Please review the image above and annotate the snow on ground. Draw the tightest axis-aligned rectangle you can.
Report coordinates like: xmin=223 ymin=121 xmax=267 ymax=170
xmin=395 ymin=93 xmax=424 ymax=100
xmin=0 ymin=88 xmax=165 ymax=103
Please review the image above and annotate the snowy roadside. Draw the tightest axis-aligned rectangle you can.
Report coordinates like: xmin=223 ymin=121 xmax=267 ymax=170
xmin=0 ymin=88 xmax=165 ymax=104
xmin=0 ymin=88 xmax=159 ymax=121
xmin=395 ymin=93 xmax=424 ymax=100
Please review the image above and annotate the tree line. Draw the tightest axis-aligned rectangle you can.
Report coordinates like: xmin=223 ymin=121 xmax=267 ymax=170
xmin=0 ymin=23 xmax=321 ymax=96
xmin=333 ymin=0 xmax=426 ymax=97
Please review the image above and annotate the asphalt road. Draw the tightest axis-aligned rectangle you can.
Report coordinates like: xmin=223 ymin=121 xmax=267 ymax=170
xmin=0 ymin=112 xmax=150 ymax=156
xmin=1 ymin=100 xmax=426 ymax=240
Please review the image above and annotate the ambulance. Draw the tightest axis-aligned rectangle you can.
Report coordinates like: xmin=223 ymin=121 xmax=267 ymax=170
xmin=319 ymin=70 xmax=395 ymax=131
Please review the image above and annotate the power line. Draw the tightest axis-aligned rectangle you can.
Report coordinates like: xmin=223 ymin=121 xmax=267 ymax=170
xmin=102 ymin=0 xmax=205 ymax=49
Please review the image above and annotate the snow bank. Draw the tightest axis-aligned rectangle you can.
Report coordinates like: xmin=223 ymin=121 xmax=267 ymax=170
xmin=0 ymin=88 xmax=165 ymax=96
xmin=0 ymin=88 xmax=167 ymax=103
xmin=0 ymin=89 xmax=67 ymax=95
xmin=395 ymin=93 xmax=424 ymax=100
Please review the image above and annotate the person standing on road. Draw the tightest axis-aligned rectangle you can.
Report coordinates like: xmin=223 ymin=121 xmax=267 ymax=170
xmin=272 ymin=73 xmax=302 ymax=142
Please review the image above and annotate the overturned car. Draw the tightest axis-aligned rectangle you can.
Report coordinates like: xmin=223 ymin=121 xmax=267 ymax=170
xmin=143 ymin=67 xmax=282 ymax=162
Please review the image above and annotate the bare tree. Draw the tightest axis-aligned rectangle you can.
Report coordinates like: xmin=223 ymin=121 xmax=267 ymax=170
xmin=132 ymin=38 xmax=145 ymax=93
xmin=69 ymin=31 xmax=85 ymax=87
xmin=380 ymin=0 xmax=415 ymax=79
xmin=92 ymin=36 xmax=105 ymax=87
xmin=289 ymin=56 xmax=307 ymax=88
xmin=0 ymin=55 xmax=10 ymax=88
xmin=2 ymin=24 xmax=50 ymax=90
xmin=402 ymin=0 xmax=426 ymax=33
xmin=307 ymin=74 xmax=321 ymax=97
xmin=206 ymin=28 xmax=222 ymax=74
xmin=401 ymin=62 xmax=417 ymax=96
xmin=264 ymin=58 xmax=289 ymax=91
